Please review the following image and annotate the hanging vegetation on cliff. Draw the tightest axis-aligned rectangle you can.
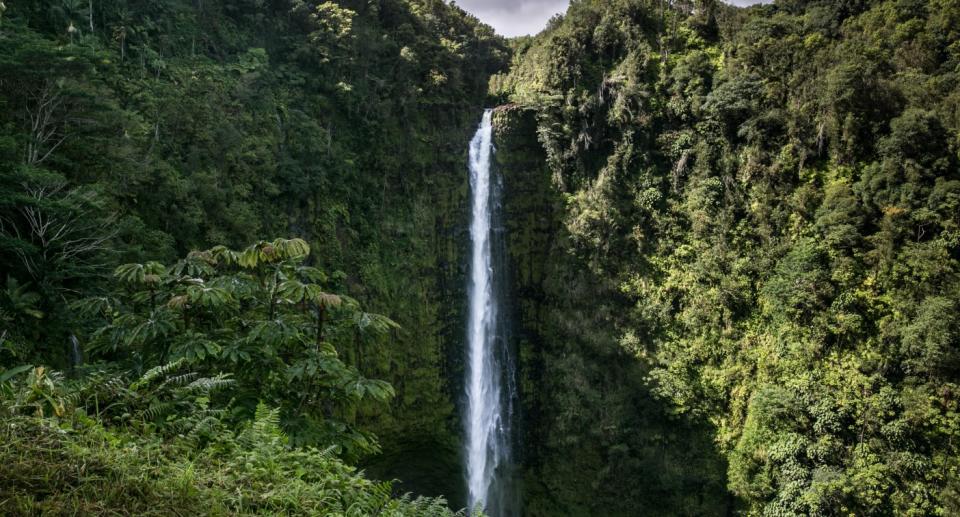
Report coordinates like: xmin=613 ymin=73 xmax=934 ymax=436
xmin=495 ymin=0 xmax=960 ymax=514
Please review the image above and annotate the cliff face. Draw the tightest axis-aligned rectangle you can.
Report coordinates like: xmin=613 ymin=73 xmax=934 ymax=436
xmin=492 ymin=106 xmax=729 ymax=516
xmin=356 ymin=113 xmax=473 ymax=506
xmin=486 ymin=0 xmax=960 ymax=514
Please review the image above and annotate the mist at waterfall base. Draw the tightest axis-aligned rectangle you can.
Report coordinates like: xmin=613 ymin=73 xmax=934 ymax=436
xmin=464 ymin=110 xmax=519 ymax=516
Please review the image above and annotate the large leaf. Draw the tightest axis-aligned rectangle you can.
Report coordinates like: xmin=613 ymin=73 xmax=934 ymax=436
xmin=114 ymin=262 xmax=165 ymax=284
xmin=279 ymin=279 xmax=309 ymax=303
xmin=0 ymin=364 xmax=33 ymax=383
xmin=275 ymin=238 xmax=310 ymax=260
xmin=186 ymin=285 xmax=235 ymax=310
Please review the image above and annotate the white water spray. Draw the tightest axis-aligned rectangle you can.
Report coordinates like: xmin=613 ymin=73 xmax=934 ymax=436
xmin=465 ymin=109 xmax=515 ymax=515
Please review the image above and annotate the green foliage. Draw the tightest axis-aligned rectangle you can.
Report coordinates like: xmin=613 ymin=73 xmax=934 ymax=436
xmin=9 ymin=0 xmax=958 ymax=513
xmin=498 ymin=0 xmax=960 ymax=514
xmin=0 ymin=366 xmax=468 ymax=516
xmin=1 ymin=0 xmax=508 ymax=506
xmin=74 ymin=238 xmax=396 ymax=458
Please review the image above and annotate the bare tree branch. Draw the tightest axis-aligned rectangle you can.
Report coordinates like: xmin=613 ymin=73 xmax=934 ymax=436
xmin=1 ymin=181 xmax=116 ymax=284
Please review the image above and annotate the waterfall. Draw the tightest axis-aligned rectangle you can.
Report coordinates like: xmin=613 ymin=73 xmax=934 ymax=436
xmin=69 ymin=334 xmax=83 ymax=368
xmin=465 ymin=109 xmax=517 ymax=516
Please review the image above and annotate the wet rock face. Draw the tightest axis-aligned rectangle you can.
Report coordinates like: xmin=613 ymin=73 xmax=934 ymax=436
xmin=493 ymin=105 xmax=567 ymax=513
xmin=493 ymin=105 xmax=563 ymax=305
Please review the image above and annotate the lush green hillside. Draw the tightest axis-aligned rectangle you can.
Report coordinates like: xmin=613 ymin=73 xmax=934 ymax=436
xmin=493 ymin=0 xmax=960 ymax=514
xmin=492 ymin=105 xmax=730 ymax=515
xmin=3 ymin=0 xmax=960 ymax=515
xmin=0 ymin=0 xmax=506 ymax=512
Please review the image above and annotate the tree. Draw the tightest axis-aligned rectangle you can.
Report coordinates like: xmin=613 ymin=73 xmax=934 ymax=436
xmin=77 ymin=238 xmax=397 ymax=457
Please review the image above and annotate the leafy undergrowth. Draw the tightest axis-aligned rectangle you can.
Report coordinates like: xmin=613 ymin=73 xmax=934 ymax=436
xmin=0 ymin=367 xmax=465 ymax=516
xmin=0 ymin=412 xmax=461 ymax=516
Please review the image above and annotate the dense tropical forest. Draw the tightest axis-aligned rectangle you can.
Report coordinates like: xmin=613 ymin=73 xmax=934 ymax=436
xmin=1 ymin=0 xmax=958 ymax=515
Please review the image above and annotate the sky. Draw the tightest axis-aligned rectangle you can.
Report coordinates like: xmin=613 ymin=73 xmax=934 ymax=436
xmin=454 ymin=0 xmax=773 ymax=38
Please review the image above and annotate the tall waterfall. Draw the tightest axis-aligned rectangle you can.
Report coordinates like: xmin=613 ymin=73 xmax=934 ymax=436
xmin=465 ymin=109 xmax=517 ymax=516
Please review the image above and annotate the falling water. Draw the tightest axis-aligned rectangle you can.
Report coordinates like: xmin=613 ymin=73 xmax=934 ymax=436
xmin=69 ymin=334 xmax=83 ymax=368
xmin=465 ymin=109 xmax=517 ymax=516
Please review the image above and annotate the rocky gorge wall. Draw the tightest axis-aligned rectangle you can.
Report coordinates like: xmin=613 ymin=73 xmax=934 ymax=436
xmin=355 ymin=110 xmax=476 ymax=508
xmin=365 ymin=101 xmax=731 ymax=515
xmin=492 ymin=105 xmax=730 ymax=516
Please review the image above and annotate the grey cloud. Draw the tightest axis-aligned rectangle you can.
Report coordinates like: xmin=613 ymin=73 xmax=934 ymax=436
xmin=455 ymin=1 xmax=773 ymax=38
xmin=455 ymin=0 xmax=569 ymax=37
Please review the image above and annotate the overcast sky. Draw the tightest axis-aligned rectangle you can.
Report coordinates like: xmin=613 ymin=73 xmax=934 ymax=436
xmin=455 ymin=0 xmax=773 ymax=38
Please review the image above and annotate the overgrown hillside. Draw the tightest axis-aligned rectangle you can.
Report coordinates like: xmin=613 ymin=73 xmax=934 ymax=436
xmin=4 ymin=0 xmax=960 ymax=515
xmin=0 ymin=0 xmax=507 ymax=511
xmin=494 ymin=0 xmax=960 ymax=514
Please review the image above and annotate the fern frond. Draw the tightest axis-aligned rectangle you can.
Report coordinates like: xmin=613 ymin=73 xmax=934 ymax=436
xmin=159 ymin=372 xmax=200 ymax=390
xmin=252 ymin=404 xmax=282 ymax=436
xmin=238 ymin=403 xmax=286 ymax=449
xmin=133 ymin=359 xmax=187 ymax=390
xmin=184 ymin=415 xmax=223 ymax=447
xmin=142 ymin=400 xmax=175 ymax=420
xmin=180 ymin=374 xmax=235 ymax=396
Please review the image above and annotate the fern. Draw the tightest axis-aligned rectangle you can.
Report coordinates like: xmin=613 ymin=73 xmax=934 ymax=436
xmin=132 ymin=358 xmax=187 ymax=390
xmin=183 ymin=415 xmax=223 ymax=447
xmin=182 ymin=374 xmax=234 ymax=395
xmin=251 ymin=403 xmax=283 ymax=440
xmin=142 ymin=400 xmax=175 ymax=421
xmin=156 ymin=371 xmax=200 ymax=392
